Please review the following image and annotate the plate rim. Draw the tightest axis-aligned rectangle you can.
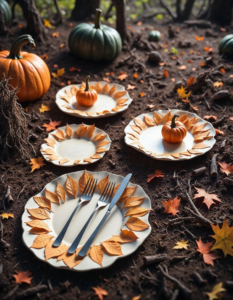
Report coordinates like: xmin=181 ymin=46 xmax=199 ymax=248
xmin=124 ymin=109 xmax=216 ymax=161
xmin=55 ymin=81 xmax=133 ymax=119
xmin=21 ymin=170 xmax=151 ymax=272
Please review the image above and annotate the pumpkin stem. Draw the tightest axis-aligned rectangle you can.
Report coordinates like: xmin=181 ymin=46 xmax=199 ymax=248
xmin=85 ymin=76 xmax=90 ymax=92
xmin=8 ymin=34 xmax=36 ymax=60
xmin=94 ymin=8 xmax=102 ymax=29
xmin=171 ymin=114 xmax=179 ymax=128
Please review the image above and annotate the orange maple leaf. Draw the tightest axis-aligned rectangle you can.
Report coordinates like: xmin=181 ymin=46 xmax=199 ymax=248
xmin=200 ymin=62 xmax=205 ymax=67
xmin=196 ymin=238 xmax=220 ymax=266
xmin=187 ymin=76 xmax=195 ymax=87
xmin=139 ymin=92 xmax=146 ymax=98
xmin=118 ymin=72 xmax=128 ymax=81
xmin=218 ymin=161 xmax=233 ymax=176
xmin=147 ymin=170 xmax=164 ymax=182
xmin=215 ymin=128 xmax=225 ymax=135
xmin=163 ymin=69 xmax=169 ymax=78
xmin=133 ymin=72 xmax=138 ymax=78
xmin=204 ymin=115 xmax=217 ymax=121
xmin=127 ymin=84 xmax=136 ymax=90
xmin=13 ymin=271 xmax=32 ymax=284
xmin=30 ymin=157 xmax=45 ymax=173
xmin=220 ymin=68 xmax=225 ymax=74
xmin=103 ymin=77 xmax=110 ymax=83
xmin=162 ymin=197 xmax=180 ymax=216
xmin=42 ymin=119 xmax=62 ymax=132
xmin=193 ymin=187 xmax=221 ymax=209
xmin=92 ymin=287 xmax=108 ymax=300
xmin=195 ymin=35 xmax=204 ymax=41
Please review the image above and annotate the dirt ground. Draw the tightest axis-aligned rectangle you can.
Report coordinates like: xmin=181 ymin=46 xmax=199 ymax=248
xmin=1 ymin=17 xmax=233 ymax=300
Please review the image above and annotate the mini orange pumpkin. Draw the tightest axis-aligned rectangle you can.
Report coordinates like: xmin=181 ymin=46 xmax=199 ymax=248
xmin=162 ymin=114 xmax=187 ymax=143
xmin=76 ymin=75 xmax=98 ymax=107
xmin=0 ymin=34 xmax=50 ymax=103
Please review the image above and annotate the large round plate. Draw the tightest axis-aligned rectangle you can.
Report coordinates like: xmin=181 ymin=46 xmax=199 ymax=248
xmin=22 ymin=171 xmax=151 ymax=271
xmin=40 ymin=124 xmax=111 ymax=166
xmin=124 ymin=109 xmax=216 ymax=161
xmin=55 ymin=81 xmax=133 ymax=119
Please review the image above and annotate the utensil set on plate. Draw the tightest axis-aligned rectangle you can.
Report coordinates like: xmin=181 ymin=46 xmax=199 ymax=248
xmin=53 ymin=173 xmax=132 ymax=257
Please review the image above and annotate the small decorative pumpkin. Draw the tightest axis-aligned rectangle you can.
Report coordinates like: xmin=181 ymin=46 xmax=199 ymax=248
xmin=148 ymin=30 xmax=161 ymax=42
xmin=0 ymin=34 xmax=50 ymax=103
xmin=162 ymin=115 xmax=187 ymax=144
xmin=219 ymin=34 xmax=233 ymax=56
xmin=0 ymin=0 xmax=12 ymax=27
xmin=68 ymin=8 xmax=122 ymax=61
xmin=76 ymin=76 xmax=98 ymax=107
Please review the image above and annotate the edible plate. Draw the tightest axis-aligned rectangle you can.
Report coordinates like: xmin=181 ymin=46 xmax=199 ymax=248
xmin=22 ymin=170 xmax=151 ymax=271
xmin=124 ymin=109 xmax=216 ymax=161
xmin=55 ymin=81 xmax=133 ymax=119
xmin=40 ymin=124 xmax=111 ymax=166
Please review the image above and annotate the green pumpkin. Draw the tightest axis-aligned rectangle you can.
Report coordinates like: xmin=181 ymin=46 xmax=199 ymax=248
xmin=68 ymin=8 xmax=122 ymax=62
xmin=0 ymin=0 xmax=12 ymax=26
xmin=148 ymin=30 xmax=161 ymax=42
xmin=219 ymin=34 xmax=233 ymax=56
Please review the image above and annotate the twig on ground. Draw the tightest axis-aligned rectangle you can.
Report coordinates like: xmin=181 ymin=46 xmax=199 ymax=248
xmin=185 ymin=207 xmax=213 ymax=226
xmin=143 ymin=254 xmax=168 ymax=266
xmin=181 ymin=225 xmax=198 ymax=240
xmin=192 ymin=271 xmax=206 ymax=286
xmin=210 ymin=153 xmax=218 ymax=177
xmin=168 ymin=217 xmax=195 ymax=226
xmin=185 ymin=192 xmax=201 ymax=217
xmin=192 ymin=167 xmax=206 ymax=177
xmin=3 ymin=284 xmax=19 ymax=300
xmin=15 ymin=285 xmax=48 ymax=300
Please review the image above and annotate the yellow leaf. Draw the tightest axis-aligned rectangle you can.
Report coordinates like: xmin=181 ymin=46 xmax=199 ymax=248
xmin=101 ymin=241 xmax=123 ymax=256
xmin=56 ymin=182 xmax=66 ymax=202
xmin=39 ymin=104 xmax=50 ymax=113
xmin=89 ymin=245 xmax=104 ymax=266
xmin=75 ymin=123 xmax=87 ymax=139
xmin=1 ymin=212 xmax=14 ymax=219
xmin=126 ymin=217 xmax=149 ymax=231
xmin=45 ymin=188 xmax=60 ymax=204
xmin=65 ymin=124 xmax=73 ymax=138
xmin=43 ymin=19 xmax=55 ymax=29
xmin=45 ymin=240 xmax=67 ymax=260
xmin=66 ymin=175 xmax=78 ymax=198
xmin=33 ymin=196 xmax=51 ymax=210
xmin=206 ymin=282 xmax=226 ymax=300
xmin=173 ymin=239 xmax=189 ymax=249
xmin=27 ymin=208 xmax=50 ymax=220
xmin=51 ymin=68 xmax=65 ymax=78
xmin=30 ymin=157 xmax=45 ymax=173
xmin=177 ymin=86 xmax=191 ymax=99
xmin=31 ymin=234 xmax=53 ymax=249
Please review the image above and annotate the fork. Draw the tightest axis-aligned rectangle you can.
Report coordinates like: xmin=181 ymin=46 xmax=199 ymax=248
xmin=53 ymin=178 xmax=97 ymax=247
xmin=67 ymin=182 xmax=115 ymax=254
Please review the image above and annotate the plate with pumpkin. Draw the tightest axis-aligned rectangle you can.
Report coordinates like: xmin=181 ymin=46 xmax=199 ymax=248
xmin=124 ymin=109 xmax=216 ymax=161
xmin=21 ymin=170 xmax=151 ymax=271
xmin=40 ymin=123 xmax=111 ymax=166
xmin=55 ymin=76 xmax=133 ymax=119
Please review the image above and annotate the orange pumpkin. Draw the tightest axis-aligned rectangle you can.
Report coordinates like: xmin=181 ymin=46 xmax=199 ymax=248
xmin=162 ymin=114 xmax=187 ymax=143
xmin=76 ymin=75 xmax=97 ymax=107
xmin=0 ymin=34 xmax=50 ymax=103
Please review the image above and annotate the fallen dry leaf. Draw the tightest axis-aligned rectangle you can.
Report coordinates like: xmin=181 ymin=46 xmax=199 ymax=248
xmin=89 ymin=245 xmax=103 ymax=266
xmin=213 ymin=81 xmax=223 ymax=88
xmin=123 ymin=196 xmax=145 ymax=208
xmin=215 ymin=128 xmax=225 ymax=135
xmin=98 ymin=175 xmax=109 ymax=194
xmin=101 ymin=241 xmax=123 ymax=256
xmin=26 ymin=220 xmax=51 ymax=232
xmin=75 ymin=123 xmax=87 ymax=139
xmin=144 ymin=115 xmax=154 ymax=127
xmin=127 ymin=84 xmax=136 ymax=90
xmin=139 ymin=92 xmax=146 ymax=98
xmin=125 ymin=217 xmax=149 ymax=231
xmin=187 ymin=76 xmax=195 ymax=86
xmin=194 ymin=187 xmax=221 ymax=209
xmin=177 ymin=86 xmax=191 ymax=99
xmin=33 ymin=196 xmax=51 ymax=211
xmin=206 ymin=282 xmax=226 ymax=300
xmin=204 ymin=115 xmax=217 ymax=121
xmin=45 ymin=240 xmax=67 ymax=260
xmin=147 ymin=170 xmax=164 ymax=182
xmin=173 ymin=239 xmax=189 ymax=249
xmin=92 ymin=133 xmax=107 ymax=141
xmin=31 ymin=234 xmax=53 ymax=249
xmin=27 ymin=208 xmax=50 ymax=220
xmin=66 ymin=175 xmax=78 ymax=198
xmin=196 ymin=238 xmax=220 ymax=266
xmin=177 ymin=65 xmax=187 ymax=70
xmin=65 ymin=124 xmax=73 ymax=138
xmin=92 ymin=287 xmax=108 ymax=300
xmin=56 ymin=182 xmax=66 ymax=202
xmin=39 ymin=104 xmax=50 ymax=113
xmin=162 ymin=197 xmax=180 ymax=216
xmin=51 ymin=68 xmax=65 ymax=78
xmin=124 ymin=207 xmax=151 ymax=218
xmin=153 ymin=111 xmax=163 ymax=125
xmin=195 ymin=35 xmax=204 ymax=41
xmin=52 ymin=128 xmax=65 ymax=141
xmin=218 ymin=161 xmax=233 ymax=175
xmin=211 ymin=218 xmax=233 ymax=257
xmin=1 ymin=212 xmax=14 ymax=219
xmin=13 ymin=271 xmax=32 ymax=285
xmin=87 ymin=124 xmax=95 ymax=139
xmin=133 ymin=117 xmax=146 ymax=130
xmin=42 ymin=119 xmax=62 ymax=132
xmin=118 ymin=72 xmax=128 ymax=81
xmin=30 ymin=157 xmax=45 ymax=173
xmin=163 ymin=69 xmax=169 ymax=78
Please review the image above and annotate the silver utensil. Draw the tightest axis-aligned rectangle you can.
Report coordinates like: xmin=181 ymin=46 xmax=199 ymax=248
xmin=78 ymin=173 xmax=132 ymax=257
xmin=53 ymin=177 xmax=97 ymax=247
xmin=68 ymin=182 xmax=115 ymax=254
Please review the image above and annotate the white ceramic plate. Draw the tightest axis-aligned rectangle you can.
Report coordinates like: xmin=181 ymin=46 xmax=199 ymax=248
xmin=55 ymin=81 xmax=133 ymax=119
xmin=40 ymin=124 xmax=111 ymax=166
xmin=124 ymin=109 xmax=216 ymax=161
xmin=22 ymin=171 xmax=151 ymax=271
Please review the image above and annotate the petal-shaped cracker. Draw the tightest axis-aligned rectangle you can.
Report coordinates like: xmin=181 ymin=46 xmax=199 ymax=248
xmin=65 ymin=89 xmax=72 ymax=98
xmin=192 ymin=143 xmax=210 ymax=149
xmin=144 ymin=115 xmax=155 ymax=127
xmin=130 ymin=125 xmax=141 ymax=135
xmin=65 ymin=124 xmax=73 ymax=139
xmin=114 ymin=91 xmax=127 ymax=100
xmin=87 ymin=125 xmax=95 ymax=139
xmin=164 ymin=110 xmax=172 ymax=122
xmin=153 ymin=111 xmax=163 ymax=125
xmin=102 ymin=83 xmax=109 ymax=94
xmin=109 ymin=85 xmax=116 ymax=96
xmin=75 ymin=123 xmax=87 ymax=139
xmin=71 ymin=85 xmax=78 ymax=96
xmin=133 ymin=118 xmax=146 ymax=130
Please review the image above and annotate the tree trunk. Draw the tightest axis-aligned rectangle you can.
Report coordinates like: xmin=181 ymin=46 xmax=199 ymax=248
xmin=71 ymin=0 xmax=100 ymax=21
xmin=112 ymin=0 xmax=127 ymax=41
xmin=16 ymin=0 xmax=47 ymax=42
xmin=0 ymin=8 xmax=7 ymax=35
xmin=183 ymin=0 xmax=196 ymax=20
xmin=208 ymin=0 xmax=233 ymax=25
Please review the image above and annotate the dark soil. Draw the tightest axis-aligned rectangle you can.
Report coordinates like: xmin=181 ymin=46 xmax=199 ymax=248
xmin=1 ymin=18 xmax=233 ymax=300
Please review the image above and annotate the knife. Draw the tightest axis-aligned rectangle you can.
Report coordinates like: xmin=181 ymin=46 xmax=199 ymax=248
xmin=78 ymin=173 xmax=132 ymax=257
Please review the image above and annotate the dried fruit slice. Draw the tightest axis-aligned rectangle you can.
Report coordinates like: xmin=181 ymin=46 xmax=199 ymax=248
xmin=84 ymin=158 xmax=92 ymax=163
xmin=192 ymin=122 xmax=207 ymax=134
xmin=193 ymin=143 xmax=210 ymax=149
xmin=90 ymin=153 xmax=101 ymax=159
xmin=96 ymin=147 xmax=108 ymax=153
xmin=180 ymin=151 xmax=191 ymax=156
xmin=171 ymin=153 xmax=180 ymax=159
xmin=188 ymin=149 xmax=202 ymax=155
xmin=73 ymin=160 xmax=81 ymax=165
